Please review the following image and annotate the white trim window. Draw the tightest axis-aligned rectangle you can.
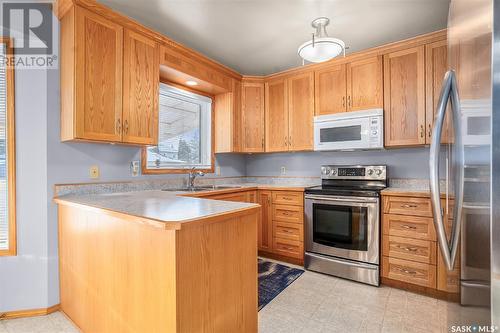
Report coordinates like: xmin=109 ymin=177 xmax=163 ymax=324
xmin=145 ymin=84 xmax=212 ymax=171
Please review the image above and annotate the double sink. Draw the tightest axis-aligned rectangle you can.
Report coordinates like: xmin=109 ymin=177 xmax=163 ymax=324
xmin=162 ymin=185 xmax=244 ymax=192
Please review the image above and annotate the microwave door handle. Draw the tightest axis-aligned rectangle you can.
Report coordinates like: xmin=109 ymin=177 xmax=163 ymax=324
xmin=429 ymin=70 xmax=463 ymax=271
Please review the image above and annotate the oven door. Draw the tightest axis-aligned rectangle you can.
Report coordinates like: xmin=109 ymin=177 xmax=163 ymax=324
xmin=305 ymin=194 xmax=379 ymax=264
xmin=314 ymin=118 xmax=371 ymax=151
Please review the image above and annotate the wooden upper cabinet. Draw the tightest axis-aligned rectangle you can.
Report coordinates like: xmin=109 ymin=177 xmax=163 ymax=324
xmin=61 ymin=6 xmax=160 ymax=145
xmin=241 ymin=81 xmax=265 ymax=152
xmin=347 ymin=56 xmax=383 ymax=111
xmin=265 ymin=78 xmax=288 ymax=152
xmin=74 ymin=7 xmax=123 ymax=142
xmin=215 ymin=79 xmax=242 ymax=153
xmin=122 ymin=29 xmax=159 ymax=145
xmin=384 ymin=46 xmax=426 ymax=147
xmin=314 ymin=64 xmax=346 ymax=115
xmin=288 ymin=72 xmax=314 ymax=151
xmin=426 ymin=40 xmax=451 ymax=144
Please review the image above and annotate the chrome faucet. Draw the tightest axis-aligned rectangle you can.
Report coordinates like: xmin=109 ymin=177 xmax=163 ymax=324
xmin=188 ymin=167 xmax=204 ymax=189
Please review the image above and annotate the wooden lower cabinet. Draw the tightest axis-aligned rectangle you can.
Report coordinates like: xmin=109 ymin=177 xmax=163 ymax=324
xmin=382 ymin=193 xmax=459 ymax=300
xmin=259 ymin=190 xmax=304 ymax=264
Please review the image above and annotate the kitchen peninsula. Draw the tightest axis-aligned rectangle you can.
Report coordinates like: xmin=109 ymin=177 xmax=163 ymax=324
xmin=54 ymin=190 xmax=260 ymax=333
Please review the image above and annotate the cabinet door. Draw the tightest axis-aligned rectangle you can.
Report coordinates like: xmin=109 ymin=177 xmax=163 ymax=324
xmin=314 ymin=64 xmax=347 ymax=115
xmin=288 ymin=72 xmax=314 ymax=151
xmin=122 ymin=29 xmax=159 ymax=145
xmin=75 ymin=7 xmax=123 ymax=142
xmin=265 ymin=78 xmax=288 ymax=152
xmin=384 ymin=46 xmax=426 ymax=147
xmin=241 ymin=82 xmax=265 ymax=152
xmin=347 ymin=56 xmax=383 ymax=111
xmin=425 ymin=40 xmax=452 ymax=144
xmin=258 ymin=191 xmax=273 ymax=252
xmin=215 ymin=79 xmax=241 ymax=153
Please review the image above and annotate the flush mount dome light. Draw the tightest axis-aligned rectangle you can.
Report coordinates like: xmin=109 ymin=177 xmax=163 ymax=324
xmin=298 ymin=17 xmax=345 ymax=63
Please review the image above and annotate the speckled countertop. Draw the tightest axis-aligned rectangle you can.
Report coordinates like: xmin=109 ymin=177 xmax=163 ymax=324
xmin=55 ymin=189 xmax=260 ymax=229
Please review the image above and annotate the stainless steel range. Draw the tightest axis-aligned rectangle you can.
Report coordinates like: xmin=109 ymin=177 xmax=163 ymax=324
xmin=304 ymin=165 xmax=387 ymax=286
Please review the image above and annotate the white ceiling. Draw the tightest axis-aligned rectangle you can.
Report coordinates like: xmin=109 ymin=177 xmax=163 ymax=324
xmin=98 ymin=0 xmax=450 ymax=76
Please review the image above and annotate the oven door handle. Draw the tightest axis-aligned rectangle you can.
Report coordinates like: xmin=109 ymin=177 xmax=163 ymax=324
xmin=305 ymin=194 xmax=378 ymax=204
xmin=306 ymin=252 xmax=378 ymax=270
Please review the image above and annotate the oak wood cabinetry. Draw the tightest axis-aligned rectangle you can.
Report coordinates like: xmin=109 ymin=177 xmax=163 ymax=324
xmin=241 ymin=80 xmax=265 ymax=152
xmin=314 ymin=56 xmax=382 ymax=116
xmin=60 ymin=6 xmax=159 ymax=145
xmin=258 ymin=191 xmax=273 ymax=252
xmin=265 ymin=78 xmax=288 ymax=152
xmin=215 ymin=79 xmax=242 ymax=153
xmin=425 ymin=40 xmax=451 ymax=144
xmin=287 ymin=72 xmax=315 ymax=151
xmin=382 ymin=192 xmax=459 ymax=300
xmin=258 ymin=190 xmax=305 ymax=264
xmin=122 ymin=29 xmax=159 ymax=145
xmin=383 ymin=46 xmax=426 ymax=147
xmin=264 ymin=73 xmax=314 ymax=152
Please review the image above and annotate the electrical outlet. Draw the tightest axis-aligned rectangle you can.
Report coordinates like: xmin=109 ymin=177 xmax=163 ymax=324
xmin=89 ymin=165 xmax=99 ymax=179
xmin=215 ymin=166 xmax=221 ymax=176
xmin=130 ymin=160 xmax=140 ymax=177
xmin=280 ymin=166 xmax=286 ymax=175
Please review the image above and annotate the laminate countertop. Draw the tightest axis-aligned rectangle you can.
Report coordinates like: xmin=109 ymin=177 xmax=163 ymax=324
xmin=54 ymin=184 xmax=312 ymax=230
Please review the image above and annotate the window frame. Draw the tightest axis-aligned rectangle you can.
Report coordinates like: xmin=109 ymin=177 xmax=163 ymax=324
xmin=141 ymin=82 xmax=215 ymax=175
xmin=0 ymin=37 xmax=16 ymax=257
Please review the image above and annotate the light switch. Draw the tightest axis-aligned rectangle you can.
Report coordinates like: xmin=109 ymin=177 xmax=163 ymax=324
xmin=89 ymin=165 xmax=99 ymax=179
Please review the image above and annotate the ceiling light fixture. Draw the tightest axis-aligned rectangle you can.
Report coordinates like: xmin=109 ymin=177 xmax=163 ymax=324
xmin=298 ymin=17 xmax=345 ymax=64
xmin=186 ymin=80 xmax=198 ymax=86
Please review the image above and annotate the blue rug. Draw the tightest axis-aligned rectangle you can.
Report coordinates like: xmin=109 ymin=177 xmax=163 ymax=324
xmin=258 ymin=259 xmax=304 ymax=310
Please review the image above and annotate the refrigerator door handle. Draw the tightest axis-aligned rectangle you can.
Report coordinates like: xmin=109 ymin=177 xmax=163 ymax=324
xmin=429 ymin=70 xmax=464 ymax=271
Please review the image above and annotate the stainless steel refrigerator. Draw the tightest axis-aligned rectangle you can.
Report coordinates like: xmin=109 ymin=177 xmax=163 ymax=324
xmin=429 ymin=0 xmax=499 ymax=325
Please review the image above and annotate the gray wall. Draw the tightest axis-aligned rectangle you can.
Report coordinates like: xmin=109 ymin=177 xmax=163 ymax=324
xmin=245 ymin=148 xmax=435 ymax=179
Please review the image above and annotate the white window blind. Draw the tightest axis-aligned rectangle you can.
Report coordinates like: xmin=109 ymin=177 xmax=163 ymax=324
xmin=146 ymin=84 xmax=212 ymax=170
xmin=0 ymin=42 xmax=9 ymax=251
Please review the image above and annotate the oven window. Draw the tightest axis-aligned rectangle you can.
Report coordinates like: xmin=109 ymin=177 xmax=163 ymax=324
xmin=312 ymin=203 xmax=368 ymax=251
xmin=320 ymin=125 xmax=361 ymax=143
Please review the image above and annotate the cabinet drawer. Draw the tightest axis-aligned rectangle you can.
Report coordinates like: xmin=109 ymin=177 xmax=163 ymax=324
xmin=383 ymin=235 xmax=436 ymax=264
xmin=272 ymin=205 xmax=303 ymax=224
xmin=382 ymin=256 xmax=436 ymax=288
xmin=383 ymin=196 xmax=433 ymax=217
xmin=274 ymin=221 xmax=303 ymax=242
xmin=273 ymin=237 xmax=303 ymax=259
xmin=383 ymin=214 xmax=436 ymax=241
xmin=272 ymin=192 xmax=303 ymax=206
xmin=208 ymin=192 xmax=248 ymax=202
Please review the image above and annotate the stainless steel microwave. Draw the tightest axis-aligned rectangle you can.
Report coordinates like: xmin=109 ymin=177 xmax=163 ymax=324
xmin=313 ymin=109 xmax=384 ymax=151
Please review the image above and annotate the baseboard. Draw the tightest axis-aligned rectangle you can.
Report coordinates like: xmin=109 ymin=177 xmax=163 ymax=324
xmin=381 ymin=277 xmax=460 ymax=302
xmin=0 ymin=304 xmax=60 ymax=320
xmin=259 ymin=251 xmax=304 ymax=266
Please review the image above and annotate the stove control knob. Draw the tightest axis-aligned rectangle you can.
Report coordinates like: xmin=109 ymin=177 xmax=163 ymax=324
xmin=321 ymin=166 xmax=331 ymax=175
xmin=367 ymin=169 xmax=374 ymax=176
xmin=331 ymin=169 xmax=337 ymax=176
xmin=375 ymin=169 xmax=383 ymax=176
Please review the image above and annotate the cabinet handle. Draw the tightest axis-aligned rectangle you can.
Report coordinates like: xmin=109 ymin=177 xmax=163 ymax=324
xmin=347 ymin=96 xmax=351 ymax=109
xmin=116 ymin=119 xmax=121 ymax=133
xmin=282 ymin=197 xmax=292 ymax=201
xmin=401 ymin=204 xmax=418 ymax=208
xmin=285 ymin=136 xmax=288 ymax=146
xmin=262 ymin=138 xmax=264 ymax=149
xmin=124 ymin=120 xmax=129 ymax=134
xmin=401 ymin=224 xmax=417 ymax=230
xmin=288 ymin=136 xmax=292 ymax=147
xmin=342 ymin=96 xmax=346 ymax=108
xmin=397 ymin=245 xmax=419 ymax=252
xmin=428 ymin=124 xmax=432 ymax=138
xmin=401 ymin=268 xmax=417 ymax=275
xmin=420 ymin=125 xmax=424 ymax=138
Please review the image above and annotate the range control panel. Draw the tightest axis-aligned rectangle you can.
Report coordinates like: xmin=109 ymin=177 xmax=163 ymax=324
xmin=320 ymin=165 xmax=386 ymax=180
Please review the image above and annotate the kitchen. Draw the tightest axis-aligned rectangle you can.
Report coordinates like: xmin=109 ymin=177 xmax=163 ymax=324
xmin=0 ymin=0 xmax=497 ymax=332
